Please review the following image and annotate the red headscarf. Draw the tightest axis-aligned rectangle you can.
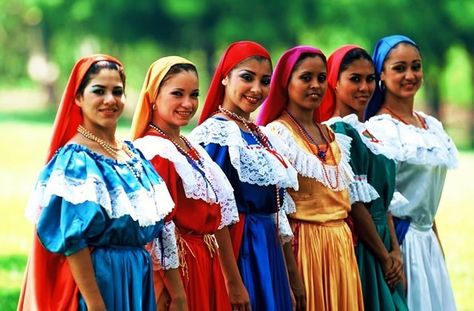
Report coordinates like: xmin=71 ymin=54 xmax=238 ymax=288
xmin=318 ymin=45 xmax=361 ymax=122
xmin=198 ymin=41 xmax=271 ymax=124
xmin=18 ymin=54 xmax=123 ymax=310
xmin=256 ymin=46 xmax=326 ymax=126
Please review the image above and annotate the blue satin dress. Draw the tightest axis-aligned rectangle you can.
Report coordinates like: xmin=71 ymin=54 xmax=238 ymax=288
xmin=33 ymin=143 xmax=170 ymax=310
xmin=203 ymin=131 xmax=292 ymax=311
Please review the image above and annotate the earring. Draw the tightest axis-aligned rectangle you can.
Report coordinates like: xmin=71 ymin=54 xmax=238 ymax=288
xmin=152 ymin=103 xmax=156 ymax=111
xmin=221 ymin=79 xmax=227 ymax=86
xmin=378 ymin=80 xmax=386 ymax=91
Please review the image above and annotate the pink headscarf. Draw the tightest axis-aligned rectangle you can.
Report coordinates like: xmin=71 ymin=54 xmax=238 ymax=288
xmin=256 ymin=46 xmax=326 ymax=126
xmin=198 ymin=41 xmax=271 ymax=124
xmin=318 ymin=45 xmax=360 ymax=122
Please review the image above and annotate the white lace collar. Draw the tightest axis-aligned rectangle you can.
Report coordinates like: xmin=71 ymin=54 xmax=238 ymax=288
xmin=189 ymin=117 xmax=298 ymax=190
xmin=325 ymin=114 xmax=403 ymax=160
xmin=134 ymin=135 xmax=239 ymax=228
xmin=365 ymin=112 xmax=458 ymax=167
xmin=266 ymin=120 xmax=354 ymax=191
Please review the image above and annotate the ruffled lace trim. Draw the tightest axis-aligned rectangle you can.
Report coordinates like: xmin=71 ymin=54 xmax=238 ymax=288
xmin=26 ymin=169 xmax=173 ymax=227
xmin=149 ymin=221 xmax=179 ymax=270
xmin=348 ymin=175 xmax=380 ymax=204
xmin=274 ymin=191 xmax=296 ymax=243
xmin=266 ymin=121 xmax=354 ymax=191
xmin=135 ymin=136 xmax=239 ymax=228
xmin=189 ymin=118 xmax=298 ymax=189
xmin=365 ymin=113 xmax=458 ymax=168
xmin=388 ymin=191 xmax=410 ymax=217
xmin=325 ymin=114 xmax=403 ymax=160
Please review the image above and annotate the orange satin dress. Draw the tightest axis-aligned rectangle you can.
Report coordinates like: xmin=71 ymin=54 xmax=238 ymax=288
xmin=276 ymin=117 xmax=364 ymax=311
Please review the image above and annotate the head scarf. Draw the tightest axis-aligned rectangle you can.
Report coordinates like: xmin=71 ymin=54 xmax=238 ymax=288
xmin=198 ymin=41 xmax=271 ymax=125
xmin=317 ymin=45 xmax=362 ymax=122
xmin=364 ymin=35 xmax=418 ymax=120
xmin=46 ymin=54 xmax=123 ymax=161
xmin=256 ymin=46 xmax=325 ymax=126
xmin=19 ymin=54 xmax=123 ymax=310
xmin=130 ymin=56 xmax=194 ymax=140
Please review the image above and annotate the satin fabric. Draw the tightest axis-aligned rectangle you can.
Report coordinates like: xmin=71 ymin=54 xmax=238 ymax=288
xmin=18 ymin=54 xmax=124 ymax=311
xmin=147 ymin=135 xmax=231 ymax=311
xmin=202 ymin=124 xmax=293 ymax=311
xmin=274 ymin=117 xmax=364 ymax=311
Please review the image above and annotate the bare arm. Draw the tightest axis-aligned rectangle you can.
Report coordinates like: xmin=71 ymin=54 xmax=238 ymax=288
xmin=162 ymin=268 xmax=187 ymax=311
xmin=67 ymin=248 xmax=105 ymax=311
xmin=283 ymin=241 xmax=306 ymax=311
xmin=216 ymin=227 xmax=251 ymax=311
xmin=350 ymin=203 xmax=403 ymax=286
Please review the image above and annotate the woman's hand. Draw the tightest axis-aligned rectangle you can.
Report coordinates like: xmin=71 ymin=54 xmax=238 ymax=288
xmin=227 ymin=281 xmax=251 ymax=311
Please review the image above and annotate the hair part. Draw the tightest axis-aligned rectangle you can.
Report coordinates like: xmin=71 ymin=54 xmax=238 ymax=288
xmin=384 ymin=41 xmax=422 ymax=67
xmin=227 ymin=55 xmax=272 ymax=77
xmin=292 ymin=53 xmax=327 ymax=75
xmin=159 ymin=63 xmax=198 ymax=90
xmin=339 ymin=48 xmax=374 ymax=79
xmin=76 ymin=60 xmax=126 ymax=96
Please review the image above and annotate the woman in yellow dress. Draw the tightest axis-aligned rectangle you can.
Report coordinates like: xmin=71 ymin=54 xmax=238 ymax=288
xmin=257 ymin=46 xmax=364 ymax=310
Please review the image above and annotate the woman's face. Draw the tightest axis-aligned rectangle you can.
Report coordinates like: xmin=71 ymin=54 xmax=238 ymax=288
xmin=222 ymin=57 xmax=272 ymax=116
xmin=381 ymin=43 xmax=423 ymax=99
xmin=287 ymin=55 xmax=327 ymax=111
xmin=336 ymin=58 xmax=376 ymax=113
xmin=75 ymin=68 xmax=125 ymax=130
xmin=154 ymin=70 xmax=199 ymax=129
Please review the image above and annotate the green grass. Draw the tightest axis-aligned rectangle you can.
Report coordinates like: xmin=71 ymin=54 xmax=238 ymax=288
xmin=0 ymin=121 xmax=473 ymax=310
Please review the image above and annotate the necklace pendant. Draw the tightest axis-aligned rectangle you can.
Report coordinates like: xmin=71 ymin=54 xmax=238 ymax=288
xmin=318 ymin=150 xmax=327 ymax=161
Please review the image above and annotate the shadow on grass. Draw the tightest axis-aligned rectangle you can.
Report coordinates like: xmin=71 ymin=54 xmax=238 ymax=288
xmin=0 ymin=254 xmax=27 ymax=311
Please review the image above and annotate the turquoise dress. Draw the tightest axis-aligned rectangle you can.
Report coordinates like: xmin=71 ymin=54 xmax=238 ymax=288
xmin=327 ymin=115 xmax=408 ymax=311
xmin=28 ymin=142 xmax=174 ymax=310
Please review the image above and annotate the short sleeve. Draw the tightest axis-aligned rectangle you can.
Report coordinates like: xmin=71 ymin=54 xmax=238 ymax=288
xmin=37 ymin=195 xmax=106 ymax=256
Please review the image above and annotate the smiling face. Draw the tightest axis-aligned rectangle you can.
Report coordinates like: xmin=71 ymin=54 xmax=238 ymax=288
xmin=153 ymin=69 xmax=199 ymax=132
xmin=75 ymin=68 xmax=125 ymax=131
xmin=381 ymin=43 xmax=423 ymax=100
xmin=222 ymin=56 xmax=272 ymax=117
xmin=287 ymin=55 xmax=327 ymax=112
xmin=336 ymin=58 xmax=376 ymax=114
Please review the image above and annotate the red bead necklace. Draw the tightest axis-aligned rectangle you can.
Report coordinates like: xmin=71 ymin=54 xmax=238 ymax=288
xmin=383 ymin=106 xmax=427 ymax=129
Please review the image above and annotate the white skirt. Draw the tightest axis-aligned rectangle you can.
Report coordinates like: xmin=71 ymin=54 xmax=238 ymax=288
xmin=402 ymin=226 xmax=457 ymax=311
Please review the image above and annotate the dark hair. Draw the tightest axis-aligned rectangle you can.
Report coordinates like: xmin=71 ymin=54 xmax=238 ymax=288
xmin=292 ymin=53 xmax=327 ymax=75
xmin=384 ymin=42 xmax=422 ymax=66
xmin=76 ymin=60 xmax=126 ymax=96
xmin=228 ymin=55 xmax=273 ymax=77
xmin=159 ymin=63 xmax=198 ymax=90
xmin=339 ymin=48 xmax=374 ymax=78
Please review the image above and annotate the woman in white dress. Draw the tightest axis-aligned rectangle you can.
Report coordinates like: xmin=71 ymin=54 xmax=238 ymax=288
xmin=364 ymin=34 xmax=458 ymax=311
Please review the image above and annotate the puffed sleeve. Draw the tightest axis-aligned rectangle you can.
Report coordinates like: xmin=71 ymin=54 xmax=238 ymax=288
xmin=148 ymin=156 xmax=179 ymax=270
xmin=330 ymin=122 xmax=379 ymax=204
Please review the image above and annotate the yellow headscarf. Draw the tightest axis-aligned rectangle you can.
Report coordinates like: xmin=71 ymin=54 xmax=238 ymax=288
xmin=130 ymin=56 xmax=194 ymax=139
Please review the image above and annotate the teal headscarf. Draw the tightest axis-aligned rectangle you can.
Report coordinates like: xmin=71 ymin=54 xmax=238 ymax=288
xmin=364 ymin=35 xmax=418 ymax=120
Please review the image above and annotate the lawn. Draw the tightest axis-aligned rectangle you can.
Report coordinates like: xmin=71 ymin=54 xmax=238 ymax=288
xmin=0 ymin=120 xmax=473 ymax=310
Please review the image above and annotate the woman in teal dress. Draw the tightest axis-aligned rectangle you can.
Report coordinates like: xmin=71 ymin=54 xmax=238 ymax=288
xmin=18 ymin=55 xmax=174 ymax=310
xmin=318 ymin=45 xmax=408 ymax=311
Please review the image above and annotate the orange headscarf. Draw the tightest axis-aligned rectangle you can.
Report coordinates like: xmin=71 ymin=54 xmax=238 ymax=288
xmin=198 ymin=41 xmax=271 ymax=124
xmin=130 ymin=56 xmax=194 ymax=140
xmin=18 ymin=54 xmax=123 ymax=310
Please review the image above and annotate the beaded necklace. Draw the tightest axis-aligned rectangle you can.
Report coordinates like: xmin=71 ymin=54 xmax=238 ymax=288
xmin=217 ymin=105 xmax=284 ymax=211
xmin=383 ymin=106 xmax=427 ymax=129
xmin=284 ymin=110 xmax=340 ymax=190
xmin=148 ymin=123 xmax=219 ymax=203
xmin=285 ymin=110 xmax=329 ymax=161
xmin=77 ymin=125 xmax=142 ymax=179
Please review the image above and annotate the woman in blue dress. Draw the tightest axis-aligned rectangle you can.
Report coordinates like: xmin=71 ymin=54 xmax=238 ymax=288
xmin=190 ymin=41 xmax=299 ymax=311
xmin=18 ymin=54 xmax=174 ymax=310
